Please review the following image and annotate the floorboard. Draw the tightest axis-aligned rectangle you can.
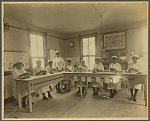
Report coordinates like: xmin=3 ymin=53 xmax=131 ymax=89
xmin=4 ymin=87 xmax=148 ymax=119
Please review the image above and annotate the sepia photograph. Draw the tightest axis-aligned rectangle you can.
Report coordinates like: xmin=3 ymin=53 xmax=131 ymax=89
xmin=2 ymin=1 xmax=148 ymax=120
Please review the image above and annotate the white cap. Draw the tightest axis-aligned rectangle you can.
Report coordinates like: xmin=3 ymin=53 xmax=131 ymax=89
xmin=95 ymin=57 xmax=101 ymax=60
xmin=132 ymin=55 xmax=139 ymax=58
xmin=48 ymin=60 xmax=53 ymax=63
xmin=13 ymin=60 xmax=24 ymax=68
xmin=55 ymin=51 xmax=60 ymax=54
xmin=14 ymin=60 xmax=23 ymax=65
xmin=67 ymin=58 xmax=71 ymax=61
xmin=111 ymin=56 xmax=118 ymax=59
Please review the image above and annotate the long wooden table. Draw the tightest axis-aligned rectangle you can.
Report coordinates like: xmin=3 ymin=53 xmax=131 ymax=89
xmin=16 ymin=73 xmax=63 ymax=112
xmin=16 ymin=72 xmax=148 ymax=112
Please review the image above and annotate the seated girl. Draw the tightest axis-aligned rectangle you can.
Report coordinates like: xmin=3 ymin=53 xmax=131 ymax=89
xmin=128 ymin=55 xmax=142 ymax=102
xmin=45 ymin=60 xmax=57 ymax=97
xmin=45 ymin=60 xmax=56 ymax=74
xmin=12 ymin=61 xmax=31 ymax=107
xmin=63 ymin=58 xmax=74 ymax=92
xmin=33 ymin=60 xmax=52 ymax=100
xmin=77 ymin=60 xmax=88 ymax=95
xmin=92 ymin=57 xmax=104 ymax=96
xmin=108 ymin=56 xmax=121 ymax=98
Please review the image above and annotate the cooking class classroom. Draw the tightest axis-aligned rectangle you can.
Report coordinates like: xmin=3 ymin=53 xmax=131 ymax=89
xmin=2 ymin=1 xmax=148 ymax=120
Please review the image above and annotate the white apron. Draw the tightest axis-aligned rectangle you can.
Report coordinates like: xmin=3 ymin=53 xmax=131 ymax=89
xmin=63 ymin=64 xmax=74 ymax=84
xmin=91 ymin=77 xmax=104 ymax=88
xmin=108 ymin=63 xmax=121 ymax=90
xmin=11 ymin=68 xmax=28 ymax=99
xmin=92 ymin=63 xmax=104 ymax=87
xmin=77 ymin=65 xmax=88 ymax=87
xmin=128 ymin=62 xmax=142 ymax=90
xmin=33 ymin=66 xmax=49 ymax=93
xmin=53 ymin=57 xmax=65 ymax=71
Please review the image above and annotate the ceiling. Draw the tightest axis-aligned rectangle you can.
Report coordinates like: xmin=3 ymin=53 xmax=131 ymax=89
xmin=4 ymin=2 xmax=148 ymax=34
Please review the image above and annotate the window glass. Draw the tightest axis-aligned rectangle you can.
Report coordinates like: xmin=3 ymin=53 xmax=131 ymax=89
xmin=30 ymin=34 xmax=45 ymax=68
xmin=83 ymin=38 xmax=89 ymax=56
xmin=83 ymin=57 xmax=89 ymax=69
xmin=89 ymin=37 xmax=95 ymax=55
xmin=32 ymin=58 xmax=44 ymax=69
xmin=32 ymin=58 xmax=38 ymax=69
xmin=89 ymin=56 xmax=95 ymax=70
xmin=30 ymin=34 xmax=38 ymax=57
xmin=37 ymin=35 xmax=44 ymax=57
xmin=82 ymin=36 xmax=96 ymax=70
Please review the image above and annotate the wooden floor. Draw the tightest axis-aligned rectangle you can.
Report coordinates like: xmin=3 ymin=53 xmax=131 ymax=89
xmin=4 ymin=87 xmax=148 ymax=119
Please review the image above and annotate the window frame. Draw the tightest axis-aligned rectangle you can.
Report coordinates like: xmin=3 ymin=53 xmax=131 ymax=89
xmin=28 ymin=31 xmax=46 ymax=70
xmin=80 ymin=34 xmax=97 ymax=70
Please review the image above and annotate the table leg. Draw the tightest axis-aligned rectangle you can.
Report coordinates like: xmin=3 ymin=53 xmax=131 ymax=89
xmin=72 ymin=78 xmax=75 ymax=86
xmin=17 ymin=87 xmax=22 ymax=110
xmin=85 ymin=81 xmax=87 ymax=94
xmin=60 ymin=80 xmax=63 ymax=91
xmin=144 ymin=79 xmax=147 ymax=106
xmin=80 ymin=79 xmax=83 ymax=98
xmin=69 ymin=80 xmax=72 ymax=91
xmin=28 ymin=84 xmax=32 ymax=112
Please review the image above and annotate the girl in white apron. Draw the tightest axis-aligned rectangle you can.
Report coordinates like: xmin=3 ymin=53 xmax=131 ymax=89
xmin=77 ymin=60 xmax=88 ymax=95
xmin=33 ymin=60 xmax=51 ymax=100
xmin=45 ymin=60 xmax=55 ymax=74
xmin=92 ymin=57 xmax=104 ymax=96
xmin=128 ymin=55 xmax=142 ymax=101
xmin=45 ymin=60 xmax=56 ymax=98
xmin=53 ymin=51 xmax=65 ymax=71
xmin=108 ymin=56 xmax=121 ymax=98
xmin=12 ymin=61 xmax=31 ymax=107
xmin=53 ymin=51 xmax=65 ymax=93
xmin=63 ymin=58 xmax=74 ymax=92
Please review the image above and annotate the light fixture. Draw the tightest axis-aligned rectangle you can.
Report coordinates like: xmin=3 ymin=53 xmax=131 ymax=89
xmin=89 ymin=3 xmax=103 ymax=33
xmin=100 ymin=15 xmax=103 ymax=33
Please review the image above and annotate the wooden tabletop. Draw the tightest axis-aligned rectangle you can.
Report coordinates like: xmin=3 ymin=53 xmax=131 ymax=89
xmin=16 ymin=71 xmax=147 ymax=82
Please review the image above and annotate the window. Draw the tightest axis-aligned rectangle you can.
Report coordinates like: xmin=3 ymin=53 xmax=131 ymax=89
xmin=141 ymin=27 xmax=148 ymax=73
xmin=30 ymin=34 xmax=45 ymax=69
xmin=82 ymin=37 xmax=96 ymax=70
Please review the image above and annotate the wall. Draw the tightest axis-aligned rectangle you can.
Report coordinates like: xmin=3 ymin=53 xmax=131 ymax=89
xmin=4 ymin=18 xmax=65 ymax=58
xmin=47 ymin=36 xmax=65 ymax=57
xmin=63 ymin=37 xmax=80 ymax=65
xmin=4 ymin=27 xmax=28 ymax=51
xmin=3 ymin=18 xmax=65 ymax=99
xmin=64 ymin=22 xmax=147 ymax=65
xmin=64 ymin=33 xmax=103 ymax=65
xmin=125 ymin=28 xmax=140 ymax=63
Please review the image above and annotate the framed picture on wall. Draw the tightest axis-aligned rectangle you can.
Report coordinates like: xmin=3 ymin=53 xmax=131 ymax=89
xmin=103 ymin=32 xmax=125 ymax=50
xmin=47 ymin=49 xmax=56 ymax=60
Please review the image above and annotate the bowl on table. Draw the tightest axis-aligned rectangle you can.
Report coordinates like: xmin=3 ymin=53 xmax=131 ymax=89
xmin=42 ymin=72 xmax=47 ymax=75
